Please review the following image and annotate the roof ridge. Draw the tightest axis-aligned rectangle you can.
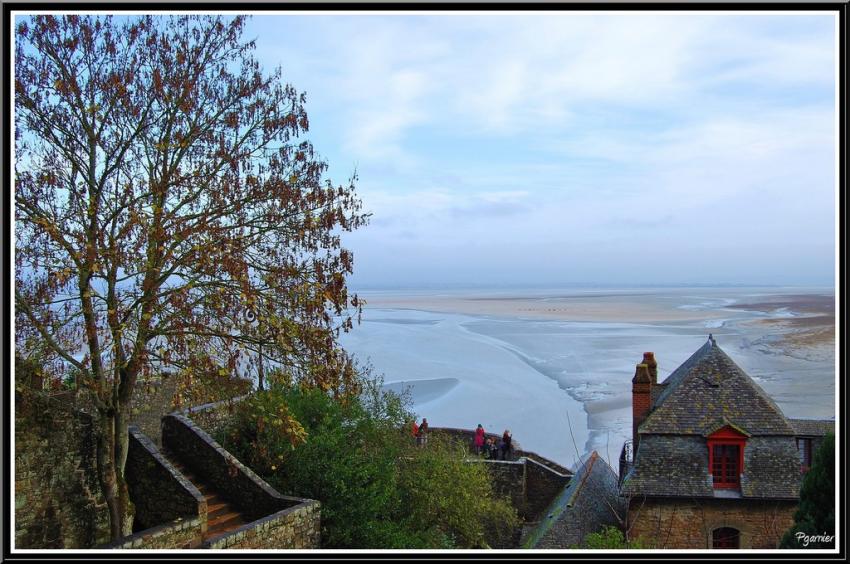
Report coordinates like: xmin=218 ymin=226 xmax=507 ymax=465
xmin=710 ymin=345 xmax=794 ymax=433
xmin=652 ymin=339 xmax=714 ymax=409
xmin=640 ymin=340 xmax=795 ymax=436
xmin=568 ymin=451 xmax=599 ymax=507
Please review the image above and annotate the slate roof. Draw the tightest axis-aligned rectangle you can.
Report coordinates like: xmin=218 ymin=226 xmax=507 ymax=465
xmin=624 ymin=435 xmax=802 ymax=499
xmin=788 ymin=418 xmax=834 ymax=437
xmin=640 ymin=339 xmax=795 ymax=436
xmin=523 ymin=451 xmax=624 ymax=548
xmin=621 ymin=435 xmax=713 ymax=497
xmin=624 ymin=337 xmax=819 ymax=500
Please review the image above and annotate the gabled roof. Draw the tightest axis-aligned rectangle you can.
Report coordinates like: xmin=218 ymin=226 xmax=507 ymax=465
xmin=523 ymin=451 xmax=624 ymax=548
xmin=788 ymin=418 xmax=835 ymax=437
xmin=639 ymin=339 xmax=795 ymax=436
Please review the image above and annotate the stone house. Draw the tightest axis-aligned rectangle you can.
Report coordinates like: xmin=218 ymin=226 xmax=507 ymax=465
xmin=619 ymin=336 xmax=833 ymax=549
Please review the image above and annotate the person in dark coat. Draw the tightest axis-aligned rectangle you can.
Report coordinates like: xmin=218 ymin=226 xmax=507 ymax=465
xmin=484 ymin=437 xmax=496 ymax=459
xmin=417 ymin=417 xmax=429 ymax=446
xmin=501 ymin=429 xmax=512 ymax=460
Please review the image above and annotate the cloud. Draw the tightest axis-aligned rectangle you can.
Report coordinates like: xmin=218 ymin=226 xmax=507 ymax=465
xmin=248 ymin=13 xmax=836 ymax=287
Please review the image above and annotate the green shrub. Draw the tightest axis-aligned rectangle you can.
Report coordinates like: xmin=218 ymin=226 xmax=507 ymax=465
xmin=580 ymin=526 xmax=653 ymax=549
xmin=218 ymin=381 xmax=519 ymax=548
xmin=780 ymin=433 xmax=835 ymax=549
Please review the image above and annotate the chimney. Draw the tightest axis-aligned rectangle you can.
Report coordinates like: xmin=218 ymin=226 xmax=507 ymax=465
xmin=642 ymin=352 xmax=658 ymax=385
xmin=632 ymin=360 xmax=653 ymax=451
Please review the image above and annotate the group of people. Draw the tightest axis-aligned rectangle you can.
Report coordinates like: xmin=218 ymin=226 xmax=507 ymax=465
xmin=473 ymin=424 xmax=512 ymax=460
xmin=408 ymin=419 xmax=513 ymax=459
xmin=411 ymin=417 xmax=429 ymax=446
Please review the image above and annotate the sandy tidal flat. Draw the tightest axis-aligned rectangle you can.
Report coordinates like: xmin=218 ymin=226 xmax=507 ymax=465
xmin=340 ymin=287 xmax=835 ymax=469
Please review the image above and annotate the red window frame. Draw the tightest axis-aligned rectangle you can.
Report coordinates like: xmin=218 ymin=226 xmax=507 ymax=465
xmin=707 ymin=427 xmax=747 ymax=489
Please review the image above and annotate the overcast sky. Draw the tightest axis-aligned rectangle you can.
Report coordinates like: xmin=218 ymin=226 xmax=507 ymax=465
xmin=246 ymin=13 xmax=836 ymax=289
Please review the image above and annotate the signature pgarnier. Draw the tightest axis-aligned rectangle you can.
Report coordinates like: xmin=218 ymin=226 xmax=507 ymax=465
xmin=795 ymin=532 xmax=835 ymax=547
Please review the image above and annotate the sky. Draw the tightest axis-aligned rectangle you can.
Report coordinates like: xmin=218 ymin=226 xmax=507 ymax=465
xmin=245 ymin=12 xmax=837 ymax=290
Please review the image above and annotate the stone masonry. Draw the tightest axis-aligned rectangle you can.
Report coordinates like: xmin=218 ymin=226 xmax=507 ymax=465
xmin=125 ymin=426 xmax=207 ymax=532
xmin=14 ymin=388 xmax=111 ymax=549
xmin=628 ymin=497 xmax=797 ymax=549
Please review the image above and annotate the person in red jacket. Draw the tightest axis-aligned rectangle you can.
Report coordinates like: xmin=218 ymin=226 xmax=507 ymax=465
xmin=411 ymin=419 xmax=419 ymax=439
xmin=474 ymin=424 xmax=486 ymax=455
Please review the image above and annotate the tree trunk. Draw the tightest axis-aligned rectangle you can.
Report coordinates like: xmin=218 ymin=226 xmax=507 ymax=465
xmin=95 ymin=409 xmax=134 ymax=540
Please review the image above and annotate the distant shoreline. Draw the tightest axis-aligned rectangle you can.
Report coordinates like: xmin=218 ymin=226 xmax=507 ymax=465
xmin=357 ymin=287 xmax=835 ymax=325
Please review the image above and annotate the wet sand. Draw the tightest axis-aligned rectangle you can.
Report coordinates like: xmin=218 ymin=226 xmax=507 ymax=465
xmin=349 ymin=287 xmax=835 ymax=467
xmin=362 ymin=292 xmax=735 ymax=323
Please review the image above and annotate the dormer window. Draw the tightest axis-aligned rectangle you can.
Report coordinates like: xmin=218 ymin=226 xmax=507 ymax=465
xmin=707 ymin=426 xmax=748 ymax=489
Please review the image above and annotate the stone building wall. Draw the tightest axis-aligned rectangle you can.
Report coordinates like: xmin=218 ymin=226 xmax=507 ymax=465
xmin=627 ymin=497 xmax=797 ymax=549
xmin=125 ymin=426 xmax=207 ymax=532
xmin=14 ymin=388 xmax=111 ymax=549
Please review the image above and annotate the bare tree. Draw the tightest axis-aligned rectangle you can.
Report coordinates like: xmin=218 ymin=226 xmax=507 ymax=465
xmin=15 ymin=15 xmax=367 ymax=538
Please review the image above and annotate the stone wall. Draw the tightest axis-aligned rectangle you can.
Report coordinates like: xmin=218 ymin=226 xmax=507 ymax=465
xmin=180 ymin=396 xmax=248 ymax=436
xmin=470 ymin=459 xmax=528 ymax=516
xmin=431 ymin=426 xmax=572 ymax=521
xmin=627 ymin=497 xmax=797 ymax=549
xmin=14 ymin=388 xmax=111 ymax=549
xmin=129 ymin=374 xmax=179 ymax=446
xmin=205 ymin=500 xmax=321 ymax=549
xmin=102 ymin=516 xmax=205 ymax=549
xmin=125 ymin=426 xmax=207 ymax=532
xmin=161 ymin=413 xmax=295 ymax=522
xmin=524 ymin=458 xmax=571 ymax=519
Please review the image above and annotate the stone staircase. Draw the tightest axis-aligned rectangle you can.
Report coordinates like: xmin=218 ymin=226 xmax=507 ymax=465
xmin=159 ymin=448 xmax=246 ymax=548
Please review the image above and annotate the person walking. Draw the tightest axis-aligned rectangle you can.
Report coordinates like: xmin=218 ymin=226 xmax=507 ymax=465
xmin=411 ymin=419 xmax=419 ymax=440
xmin=474 ymin=424 xmax=486 ymax=455
xmin=501 ymin=429 xmax=512 ymax=460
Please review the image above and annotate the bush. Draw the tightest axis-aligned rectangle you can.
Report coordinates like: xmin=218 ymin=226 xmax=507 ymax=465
xmin=218 ymin=381 xmax=519 ymax=548
xmin=580 ymin=526 xmax=652 ymax=549
xmin=780 ymin=433 xmax=835 ymax=549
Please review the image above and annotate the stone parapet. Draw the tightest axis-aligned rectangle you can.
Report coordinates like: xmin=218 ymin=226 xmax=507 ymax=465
xmin=161 ymin=413 xmax=299 ymax=522
xmin=125 ymin=426 xmax=207 ymax=532
xmin=204 ymin=500 xmax=321 ymax=549
xmin=101 ymin=516 xmax=204 ymax=549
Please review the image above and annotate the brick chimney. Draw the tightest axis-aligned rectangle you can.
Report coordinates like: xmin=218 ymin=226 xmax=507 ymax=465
xmin=632 ymin=356 xmax=654 ymax=451
xmin=642 ymin=352 xmax=658 ymax=385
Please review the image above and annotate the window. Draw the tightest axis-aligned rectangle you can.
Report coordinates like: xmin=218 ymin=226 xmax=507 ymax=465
xmin=797 ymin=438 xmax=813 ymax=473
xmin=712 ymin=527 xmax=740 ymax=549
xmin=712 ymin=444 xmax=740 ymax=487
xmin=707 ymin=426 xmax=747 ymax=489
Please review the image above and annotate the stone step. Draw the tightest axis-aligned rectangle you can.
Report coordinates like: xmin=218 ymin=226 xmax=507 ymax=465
xmin=207 ymin=510 xmax=244 ymax=532
xmin=207 ymin=501 xmax=231 ymax=518
xmin=159 ymin=446 xmax=250 ymax=548
xmin=204 ymin=520 xmax=248 ymax=545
